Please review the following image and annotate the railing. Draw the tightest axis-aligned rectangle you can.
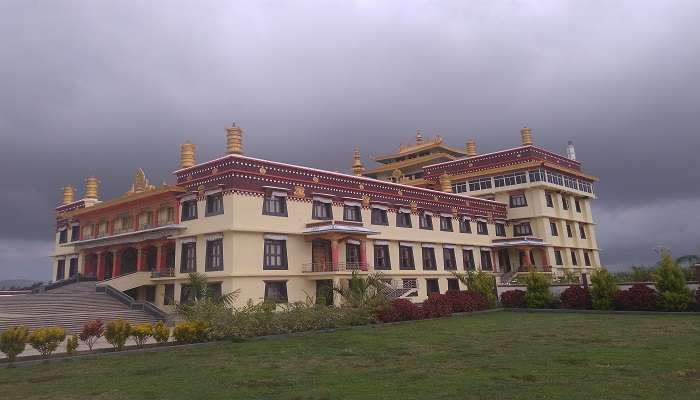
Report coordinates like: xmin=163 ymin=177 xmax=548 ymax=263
xmin=516 ymin=265 xmax=552 ymax=273
xmin=101 ymin=284 xmax=169 ymax=322
xmin=302 ymin=262 xmax=369 ymax=273
xmin=378 ymin=279 xmax=419 ymax=299
xmin=151 ymin=268 xmax=175 ymax=278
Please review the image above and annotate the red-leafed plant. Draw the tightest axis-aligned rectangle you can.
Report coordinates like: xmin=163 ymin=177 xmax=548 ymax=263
xmin=500 ymin=290 xmax=526 ymax=308
xmin=560 ymin=286 xmax=592 ymax=309
xmin=445 ymin=290 xmax=489 ymax=313
xmin=79 ymin=319 xmax=104 ymax=351
xmin=377 ymin=299 xmax=422 ymax=322
xmin=421 ymin=293 xmax=452 ymax=319
xmin=614 ymin=284 xmax=657 ymax=311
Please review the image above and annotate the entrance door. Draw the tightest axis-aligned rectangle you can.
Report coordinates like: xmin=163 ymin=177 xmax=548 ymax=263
xmin=104 ymin=252 xmax=113 ymax=279
xmin=312 ymin=239 xmax=331 ymax=272
xmin=498 ymin=249 xmax=511 ymax=272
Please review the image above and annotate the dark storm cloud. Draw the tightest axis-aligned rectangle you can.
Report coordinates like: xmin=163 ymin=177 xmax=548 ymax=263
xmin=1 ymin=0 xmax=699 ymax=279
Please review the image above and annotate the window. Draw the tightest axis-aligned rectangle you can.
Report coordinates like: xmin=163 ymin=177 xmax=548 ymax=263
xmin=562 ymin=197 xmax=569 ymax=210
xmin=419 ymin=213 xmax=433 ymax=230
xmin=554 ymin=250 xmax=563 ymax=265
xmin=263 ymin=239 xmax=288 ymax=270
xmin=459 ymin=218 xmax=471 ymax=233
xmin=69 ymin=258 xmax=78 ymax=278
xmin=571 ymin=250 xmax=578 ymax=266
xmin=513 ymin=222 xmax=532 ymax=237
xmin=469 ymin=177 xmax=492 ymax=191
xmin=206 ymin=193 xmax=224 ymax=216
xmin=566 ymin=224 xmax=573 ymax=238
xmin=343 ymin=205 xmax=362 ymax=222
xmin=575 ymin=199 xmax=582 ymax=213
xmin=584 ymin=251 xmax=592 ymax=266
xmin=447 ymin=278 xmax=460 ymax=291
xmin=263 ymin=195 xmax=287 ymax=216
xmin=477 ymin=221 xmax=488 ymax=235
xmin=312 ymin=200 xmax=333 ymax=220
xmin=396 ymin=211 xmax=412 ymax=228
xmin=346 ymin=243 xmax=361 ymax=266
xmin=529 ymin=169 xmax=545 ymax=182
xmin=494 ymin=172 xmax=527 ymax=188
xmin=207 ymin=282 xmax=223 ymax=299
xmin=371 ymin=208 xmax=388 ymax=225
xmin=546 ymin=193 xmax=554 ymax=208
xmin=264 ymin=281 xmax=288 ymax=303
xmin=181 ymin=199 xmax=198 ymax=221
xmin=550 ymin=221 xmax=559 ymax=236
xmin=164 ymin=284 xmax=175 ymax=305
xmin=139 ymin=211 xmax=153 ymax=229
xmin=495 ymin=223 xmax=506 ymax=237
xmin=579 ymin=224 xmax=587 ymax=239
xmin=180 ymin=284 xmax=193 ymax=303
xmin=463 ymin=249 xmax=476 ymax=270
xmin=70 ymin=226 xmax=80 ymax=242
xmin=426 ymin=279 xmax=440 ymax=296
xmin=205 ymin=239 xmax=224 ymax=271
xmin=451 ymin=181 xmax=468 ymax=193
xmin=373 ymin=245 xmax=391 ymax=270
xmin=480 ymin=250 xmax=493 ymax=271
xmin=180 ymin=242 xmax=197 ymax=272
xmin=399 ymin=245 xmax=415 ymax=270
xmin=58 ymin=229 xmax=68 ymax=244
xmin=509 ymin=194 xmax=527 ymax=208
xmin=443 ymin=248 xmax=457 ymax=270
xmin=56 ymin=259 xmax=65 ymax=281
xmin=440 ymin=216 xmax=453 ymax=232
xmin=158 ymin=207 xmax=174 ymax=225
xmin=422 ymin=247 xmax=437 ymax=270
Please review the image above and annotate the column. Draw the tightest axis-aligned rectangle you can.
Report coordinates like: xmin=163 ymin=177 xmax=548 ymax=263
xmin=155 ymin=243 xmax=164 ymax=272
xmin=491 ymin=250 xmax=499 ymax=273
xmin=330 ymin=239 xmax=339 ymax=272
xmin=112 ymin=249 xmax=121 ymax=277
xmin=541 ymin=248 xmax=550 ymax=270
xmin=359 ymin=239 xmax=368 ymax=271
xmin=521 ymin=247 xmax=532 ymax=271
xmin=136 ymin=246 xmax=146 ymax=272
xmin=96 ymin=252 xmax=105 ymax=281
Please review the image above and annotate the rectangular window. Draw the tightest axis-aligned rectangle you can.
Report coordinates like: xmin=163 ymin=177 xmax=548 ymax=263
xmin=181 ymin=199 xmax=198 ymax=221
xmin=158 ymin=207 xmax=174 ymax=225
xmin=70 ymin=226 xmax=80 ymax=242
xmin=451 ymin=182 xmax=468 ymax=193
xmin=343 ymin=205 xmax=362 ymax=222
xmin=546 ymin=193 xmax=554 ymax=208
xmin=468 ymin=177 xmax=492 ymax=191
xmin=69 ymin=258 xmax=78 ymax=278
xmin=579 ymin=224 xmax=587 ymax=239
xmin=264 ymin=281 xmax=288 ymax=303
xmin=447 ymin=278 xmax=460 ymax=291
xmin=263 ymin=195 xmax=287 ymax=216
xmin=513 ymin=223 xmax=532 ymax=237
xmin=440 ymin=216 xmax=453 ymax=232
xmin=396 ymin=211 xmax=412 ymax=228
xmin=443 ymin=248 xmax=457 ymax=270
xmin=419 ymin=213 xmax=433 ymax=230
xmin=346 ymin=243 xmax=361 ymax=266
xmin=58 ymin=229 xmax=68 ymax=244
xmin=56 ymin=259 xmax=65 ymax=280
xmin=399 ymin=245 xmax=415 ymax=270
xmin=584 ymin=251 xmax=591 ymax=266
xmin=575 ymin=199 xmax=582 ymax=213
xmin=494 ymin=172 xmax=527 ymax=188
xmin=180 ymin=242 xmax=197 ymax=273
xmin=480 ymin=250 xmax=493 ymax=271
xmin=263 ymin=239 xmax=288 ymax=270
xmin=562 ymin=197 xmax=569 ymax=210
xmin=371 ymin=208 xmax=388 ymax=225
xmin=463 ymin=249 xmax=476 ymax=270
xmin=206 ymin=193 xmax=224 ymax=216
xmin=312 ymin=201 xmax=333 ymax=220
xmin=164 ymin=284 xmax=175 ymax=305
xmin=554 ymin=250 xmax=563 ymax=265
xmin=550 ymin=221 xmax=559 ymax=236
xmin=422 ymin=247 xmax=437 ymax=270
xmin=205 ymin=239 xmax=224 ymax=271
xmin=180 ymin=284 xmax=192 ymax=304
xmin=426 ymin=279 xmax=440 ymax=296
xmin=566 ymin=224 xmax=573 ymax=238
xmin=509 ymin=194 xmax=527 ymax=208
xmin=571 ymin=250 xmax=578 ymax=266
xmin=207 ymin=282 xmax=223 ymax=299
xmin=373 ymin=245 xmax=391 ymax=270
xmin=529 ymin=169 xmax=544 ymax=182
xmin=477 ymin=221 xmax=488 ymax=235
xmin=495 ymin=223 xmax=506 ymax=237
xmin=459 ymin=219 xmax=471 ymax=233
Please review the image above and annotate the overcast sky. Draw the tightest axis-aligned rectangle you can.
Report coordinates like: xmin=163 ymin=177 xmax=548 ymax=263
xmin=1 ymin=0 xmax=699 ymax=281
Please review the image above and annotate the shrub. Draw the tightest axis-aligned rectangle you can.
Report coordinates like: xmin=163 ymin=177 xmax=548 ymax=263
xmin=590 ymin=268 xmax=618 ymax=310
xmin=453 ymin=271 xmax=497 ymax=307
xmin=28 ymin=327 xmax=66 ymax=358
xmin=104 ymin=320 xmax=132 ymax=351
xmin=524 ymin=272 xmax=559 ymax=309
xmin=66 ymin=334 xmax=79 ymax=354
xmin=445 ymin=290 xmax=489 ymax=313
xmin=377 ymin=299 xmax=421 ymax=322
xmin=421 ymin=293 xmax=452 ymax=319
xmin=614 ymin=284 xmax=657 ymax=311
xmin=560 ymin=286 xmax=591 ymax=309
xmin=500 ymin=290 xmax=526 ymax=308
xmin=131 ymin=324 xmax=153 ymax=348
xmin=655 ymin=251 xmax=693 ymax=311
xmin=152 ymin=321 xmax=170 ymax=344
xmin=173 ymin=320 xmax=209 ymax=343
xmin=79 ymin=319 xmax=104 ymax=351
xmin=0 ymin=326 xmax=29 ymax=363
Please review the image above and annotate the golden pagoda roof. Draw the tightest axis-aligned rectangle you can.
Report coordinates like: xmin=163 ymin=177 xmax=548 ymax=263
xmin=372 ymin=136 xmax=468 ymax=163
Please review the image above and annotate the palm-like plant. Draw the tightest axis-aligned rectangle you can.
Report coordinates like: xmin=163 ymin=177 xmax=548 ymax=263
xmin=333 ymin=271 xmax=387 ymax=309
xmin=176 ymin=272 xmax=239 ymax=320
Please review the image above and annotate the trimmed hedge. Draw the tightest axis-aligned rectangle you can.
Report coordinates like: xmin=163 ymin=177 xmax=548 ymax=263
xmin=445 ymin=290 xmax=489 ymax=313
xmin=560 ymin=286 xmax=591 ymax=310
xmin=421 ymin=293 xmax=453 ymax=319
xmin=377 ymin=299 xmax=421 ymax=323
xmin=614 ymin=284 xmax=657 ymax=311
xmin=500 ymin=290 xmax=526 ymax=308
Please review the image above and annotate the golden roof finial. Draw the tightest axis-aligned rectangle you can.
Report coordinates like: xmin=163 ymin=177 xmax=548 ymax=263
xmin=415 ymin=129 xmax=424 ymax=145
xmin=352 ymin=148 xmax=365 ymax=176
xmin=127 ymin=168 xmax=155 ymax=194
xmin=84 ymin=176 xmax=100 ymax=200
xmin=439 ymin=173 xmax=452 ymax=193
xmin=61 ymin=185 xmax=76 ymax=205
xmin=226 ymin=123 xmax=243 ymax=155
xmin=521 ymin=126 xmax=533 ymax=146
xmin=466 ymin=138 xmax=477 ymax=157
xmin=180 ymin=141 xmax=196 ymax=169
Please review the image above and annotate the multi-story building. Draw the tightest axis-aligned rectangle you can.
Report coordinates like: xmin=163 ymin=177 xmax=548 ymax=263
xmin=52 ymin=124 xmax=599 ymax=310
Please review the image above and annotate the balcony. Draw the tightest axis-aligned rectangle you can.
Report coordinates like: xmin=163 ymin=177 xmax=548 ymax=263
xmin=302 ymin=261 xmax=369 ymax=273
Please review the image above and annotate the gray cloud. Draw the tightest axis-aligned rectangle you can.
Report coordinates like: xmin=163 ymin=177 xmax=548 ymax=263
xmin=1 ymin=0 xmax=699 ymax=280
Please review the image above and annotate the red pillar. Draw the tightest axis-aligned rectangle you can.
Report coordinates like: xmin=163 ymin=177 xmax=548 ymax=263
xmin=330 ymin=239 xmax=339 ymax=272
xmin=155 ymin=244 xmax=164 ymax=272
xmin=112 ymin=250 xmax=121 ymax=277
xmin=136 ymin=246 xmax=146 ymax=272
xmin=541 ymin=248 xmax=550 ymax=268
xmin=96 ymin=252 xmax=105 ymax=280
xmin=359 ymin=239 xmax=368 ymax=271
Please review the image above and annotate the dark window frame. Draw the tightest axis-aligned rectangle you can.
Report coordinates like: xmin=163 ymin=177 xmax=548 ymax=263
xmin=421 ymin=247 xmax=437 ymax=270
xmin=205 ymin=238 xmax=224 ymax=271
xmin=477 ymin=221 xmax=489 ymax=235
xmin=373 ymin=244 xmax=391 ymax=270
xmin=554 ymin=250 xmax=563 ymax=265
xmin=426 ymin=278 xmax=440 ymax=296
xmin=545 ymin=193 xmax=554 ymax=208
xmin=205 ymin=193 xmax=224 ymax=217
xmin=440 ymin=216 xmax=453 ymax=232
xmin=480 ymin=250 xmax=493 ymax=271
xmin=56 ymin=259 xmax=66 ymax=281
xmin=399 ymin=245 xmax=415 ymax=270
xmin=575 ymin=199 xmax=582 ymax=213
xmin=443 ymin=248 xmax=457 ymax=270
xmin=447 ymin=278 xmax=460 ymax=291
xmin=584 ymin=251 xmax=591 ymax=266
xmin=343 ymin=205 xmax=362 ymax=222
xmin=566 ymin=224 xmax=573 ymax=238
xmin=571 ymin=250 xmax=578 ymax=266
xmin=579 ymin=224 xmax=587 ymax=239
xmin=509 ymin=194 xmax=528 ymax=208
xmin=58 ymin=229 xmax=68 ymax=244
xmin=419 ymin=213 xmax=433 ymax=230
xmin=459 ymin=219 xmax=472 ymax=233
xmin=263 ymin=239 xmax=288 ymax=270
xmin=463 ymin=249 xmax=476 ymax=270
xmin=181 ymin=199 xmax=198 ymax=221
xmin=513 ymin=223 xmax=533 ymax=237
xmin=264 ymin=280 xmax=288 ymax=303
xmin=263 ymin=195 xmax=288 ymax=217
xmin=550 ymin=221 xmax=559 ymax=236
xmin=180 ymin=242 xmax=197 ymax=273
xmin=396 ymin=211 xmax=412 ymax=228
xmin=370 ymin=208 xmax=389 ymax=225
xmin=70 ymin=225 xmax=80 ymax=242
xmin=312 ymin=200 xmax=333 ymax=220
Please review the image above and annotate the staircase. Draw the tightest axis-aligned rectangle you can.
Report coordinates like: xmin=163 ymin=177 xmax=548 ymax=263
xmin=379 ymin=280 xmax=419 ymax=300
xmin=0 ymin=281 xmax=161 ymax=333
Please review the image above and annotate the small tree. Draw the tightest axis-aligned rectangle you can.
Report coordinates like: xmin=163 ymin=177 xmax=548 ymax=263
xmin=28 ymin=327 xmax=66 ymax=358
xmin=655 ymin=250 xmax=693 ymax=311
xmin=332 ymin=271 xmax=388 ymax=309
xmin=451 ymin=271 xmax=497 ymax=307
xmin=0 ymin=326 xmax=29 ymax=363
xmin=79 ymin=319 xmax=104 ymax=351
xmin=590 ymin=268 xmax=618 ymax=310
xmin=523 ymin=271 xmax=558 ymax=309
xmin=66 ymin=334 xmax=79 ymax=355
xmin=152 ymin=321 xmax=170 ymax=344
xmin=104 ymin=320 xmax=132 ymax=351
xmin=130 ymin=324 xmax=153 ymax=348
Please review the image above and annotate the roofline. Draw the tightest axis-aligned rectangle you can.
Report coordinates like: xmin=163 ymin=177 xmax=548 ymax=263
xmin=423 ymin=145 xmax=582 ymax=171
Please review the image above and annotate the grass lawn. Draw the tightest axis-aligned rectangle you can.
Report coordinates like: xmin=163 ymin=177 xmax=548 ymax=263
xmin=2 ymin=312 xmax=700 ymax=399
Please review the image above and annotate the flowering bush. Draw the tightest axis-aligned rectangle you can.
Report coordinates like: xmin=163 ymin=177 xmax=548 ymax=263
xmin=0 ymin=326 xmax=29 ymax=363
xmin=130 ymin=324 xmax=153 ymax=348
xmin=560 ymin=286 xmax=591 ymax=310
xmin=445 ymin=290 xmax=489 ymax=313
xmin=614 ymin=284 xmax=657 ymax=311
xmin=104 ymin=319 xmax=131 ymax=351
xmin=173 ymin=320 xmax=209 ymax=343
xmin=152 ymin=321 xmax=170 ymax=344
xmin=500 ymin=290 xmax=526 ymax=308
xmin=28 ymin=327 xmax=66 ymax=358
xmin=377 ymin=299 xmax=422 ymax=322
xmin=420 ymin=293 xmax=452 ymax=319
xmin=79 ymin=319 xmax=104 ymax=351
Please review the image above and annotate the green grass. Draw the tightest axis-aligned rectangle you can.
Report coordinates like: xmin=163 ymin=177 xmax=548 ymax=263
xmin=2 ymin=312 xmax=700 ymax=399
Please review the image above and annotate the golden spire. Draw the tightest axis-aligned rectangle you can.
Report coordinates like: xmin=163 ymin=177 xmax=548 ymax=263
xmin=439 ymin=173 xmax=452 ymax=193
xmin=352 ymin=148 xmax=365 ymax=176
xmin=180 ymin=141 xmax=196 ymax=169
xmin=521 ymin=126 xmax=533 ymax=146
xmin=61 ymin=185 xmax=76 ymax=205
xmin=466 ymin=138 xmax=477 ymax=157
xmin=415 ymin=129 xmax=424 ymax=145
xmin=226 ymin=123 xmax=243 ymax=155
xmin=84 ymin=176 xmax=100 ymax=200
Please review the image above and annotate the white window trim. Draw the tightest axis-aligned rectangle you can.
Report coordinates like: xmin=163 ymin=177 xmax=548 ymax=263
xmin=264 ymin=234 xmax=288 ymax=241
xmin=421 ymin=243 xmax=437 ymax=248
xmin=343 ymin=201 xmax=362 ymax=207
xmin=346 ymin=239 xmax=360 ymax=245
xmin=271 ymin=191 xmax=289 ymax=198
xmin=312 ymin=196 xmax=333 ymax=204
xmin=373 ymin=240 xmax=390 ymax=246
xmin=205 ymin=233 xmax=224 ymax=241
xmin=370 ymin=204 xmax=389 ymax=211
xmin=399 ymin=242 xmax=416 ymax=247
xmin=180 ymin=237 xmax=197 ymax=244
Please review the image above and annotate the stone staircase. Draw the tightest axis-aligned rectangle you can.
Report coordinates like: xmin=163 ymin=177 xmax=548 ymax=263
xmin=0 ymin=281 xmax=160 ymax=333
